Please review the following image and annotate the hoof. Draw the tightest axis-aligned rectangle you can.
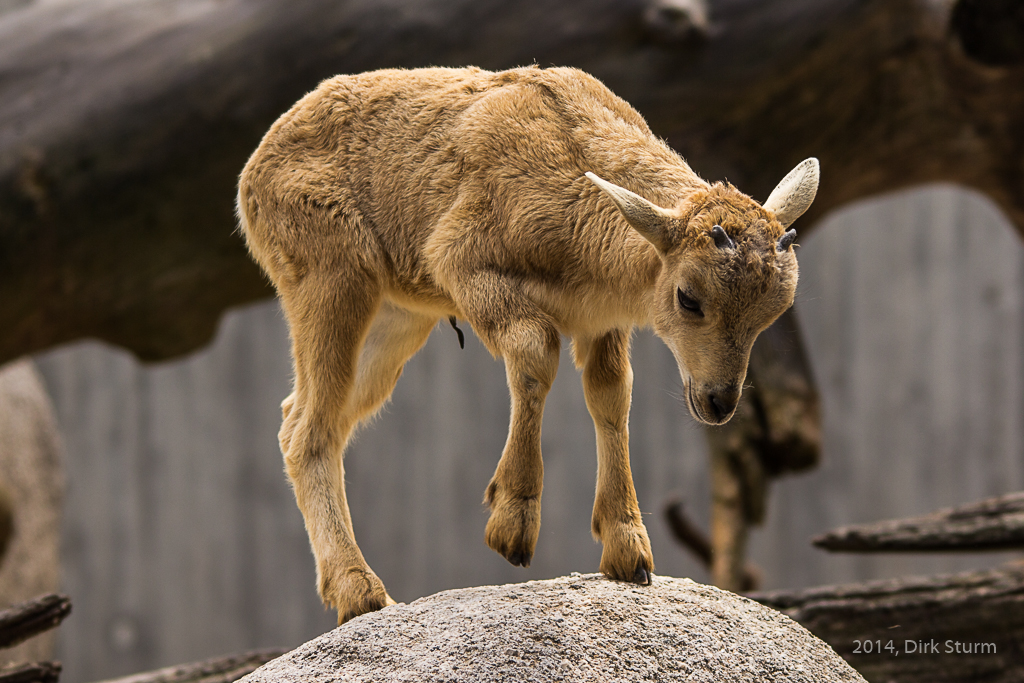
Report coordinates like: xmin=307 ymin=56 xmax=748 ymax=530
xmin=506 ymin=549 xmax=532 ymax=568
xmin=320 ymin=566 xmax=392 ymax=626
xmin=596 ymin=517 xmax=655 ymax=585
xmin=484 ymin=482 xmax=541 ymax=569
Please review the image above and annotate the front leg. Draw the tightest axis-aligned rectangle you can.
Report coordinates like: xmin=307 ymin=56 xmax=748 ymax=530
xmin=575 ymin=330 xmax=654 ymax=584
xmin=483 ymin=344 xmax=554 ymax=567
xmin=454 ymin=271 xmax=560 ymax=568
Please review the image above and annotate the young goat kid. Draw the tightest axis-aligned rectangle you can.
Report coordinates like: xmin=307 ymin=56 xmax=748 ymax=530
xmin=238 ymin=66 xmax=819 ymax=623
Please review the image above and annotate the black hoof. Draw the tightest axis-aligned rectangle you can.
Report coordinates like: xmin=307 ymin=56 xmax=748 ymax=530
xmin=507 ymin=550 xmax=532 ymax=567
xmin=632 ymin=566 xmax=651 ymax=585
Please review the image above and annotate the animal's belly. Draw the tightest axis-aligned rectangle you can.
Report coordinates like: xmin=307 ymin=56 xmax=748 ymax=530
xmin=383 ymin=278 xmax=460 ymax=319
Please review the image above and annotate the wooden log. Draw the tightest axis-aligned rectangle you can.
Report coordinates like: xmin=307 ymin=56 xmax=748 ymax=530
xmin=0 ymin=486 xmax=11 ymax=571
xmin=752 ymin=563 xmax=1024 ymax=683
xmin=87 ymin=649 xmax=287 ymax=683
xmin=0 ymin=595 xmax=71 ymax=651
xmin=2 ymin=0 xmax=1024 ymax=364
xmin=0 ymin=360 xmax=65 ymax=669
xmin=663 ymin=499 xmax=760 ymax=591
xmin=0 ymin=662 xmax=60 ymax=683
xmin=814 ymin=491 xmax=1024 ymax=552
xmin=743 ymin=307 xmax=821 ymax=476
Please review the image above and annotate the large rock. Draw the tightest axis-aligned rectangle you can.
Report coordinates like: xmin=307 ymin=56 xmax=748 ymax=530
xmin=242 ymin=574 xmax=864 ymax=682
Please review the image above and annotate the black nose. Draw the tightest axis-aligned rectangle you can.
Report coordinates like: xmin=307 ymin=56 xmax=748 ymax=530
xmin=707 ymin=392 xmax=736 ymax=422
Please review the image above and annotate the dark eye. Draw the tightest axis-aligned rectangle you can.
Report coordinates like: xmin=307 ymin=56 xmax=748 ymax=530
xmin=677 ymin=288 xmax=704 ymax=317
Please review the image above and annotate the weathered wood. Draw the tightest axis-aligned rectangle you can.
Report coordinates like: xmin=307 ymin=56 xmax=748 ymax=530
xmin=752 ymin=563 xmax=1024 ymax=683
xmin=88 ymin=650 xmax=286 ymax=683
xmin=814 ymin=491 xmax=1024 ymax=552
xmin=744 ymin=307 xmax=821 ymax=476
xmin=0 ymin=595 xmax=71 ymax=651
xmin=664 ymin=499 xmax=714 ymax=565
xmin=0 ymin=360 xmax=64 ymax=669
xmin=663 ymin=500 xmax=760 ymax=591
xmin=2 ymin=0 xmax=1024 ymax=363
xmin=0 ymin=486 xmax=11 ymax=570
xmin=0 ymin=662 xmax=60 ymax=683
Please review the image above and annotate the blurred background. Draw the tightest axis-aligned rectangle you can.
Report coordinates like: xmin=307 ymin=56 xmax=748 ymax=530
xmin=2 ymin=0 xmax=1023 ymax=681
xmin=36 ymin=185 xmax=1024 ymax=682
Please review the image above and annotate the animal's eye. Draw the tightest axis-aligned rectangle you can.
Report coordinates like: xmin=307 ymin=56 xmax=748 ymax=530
xmin=677 ymin=288 xmax=704 ymax=317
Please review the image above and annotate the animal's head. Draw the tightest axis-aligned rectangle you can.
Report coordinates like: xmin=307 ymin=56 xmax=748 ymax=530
xmin=586 ymin=158 xmax=818 ymax=425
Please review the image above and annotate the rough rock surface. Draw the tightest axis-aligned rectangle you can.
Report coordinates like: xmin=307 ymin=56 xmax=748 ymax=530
xmin=242 ymin=573 xmax=864 ymax=682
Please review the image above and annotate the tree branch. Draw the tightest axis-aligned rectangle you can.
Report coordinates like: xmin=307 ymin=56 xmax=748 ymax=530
xmin=663 ymin=499 xmax=760 ymax=591
xmin=0 ymin=595 xmax=71 ymax=651
xmin=0 ymin=662 xmax=61 ymax=683
xmin=0 ymin=485 xmax=12 ymax=571
xmin=752 ymin=563 xmax=1024 ymax=683
xmin=87 ymin=649 xmax=287 ymax=683
xmin=1 ymin=0 xmax=1022 ymax=362
xmin=813 ymin=491 xmax=1024 ymax=552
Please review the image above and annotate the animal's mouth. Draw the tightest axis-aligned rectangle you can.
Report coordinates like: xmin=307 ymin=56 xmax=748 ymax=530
xmin=686 ymin=381 xmax=709 ymax=425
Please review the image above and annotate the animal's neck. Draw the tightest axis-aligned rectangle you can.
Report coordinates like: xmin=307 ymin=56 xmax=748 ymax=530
xmin=576 ymin=222 xmax=664 ymax=330
xmin=629 ymin=239 xmax=666 ymax=328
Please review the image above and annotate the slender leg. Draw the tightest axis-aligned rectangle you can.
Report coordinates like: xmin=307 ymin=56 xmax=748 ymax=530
xmin=575 ymin=330 xmax=654 ymax=584
xmin=279 ymin=273 xmax=435 ymax=623
xmin=451 ymin=271 xmax=560 ymax=568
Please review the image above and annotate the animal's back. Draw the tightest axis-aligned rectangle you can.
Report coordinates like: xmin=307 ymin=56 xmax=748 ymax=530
xmin=238 ymin=66 xmax=695 ymax=306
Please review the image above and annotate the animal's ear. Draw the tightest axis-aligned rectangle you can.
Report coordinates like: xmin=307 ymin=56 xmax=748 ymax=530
xmin=586 ymin=172 xmax=675 ymax=254
xmin=763 ymin=158 xmax=819 ymax=229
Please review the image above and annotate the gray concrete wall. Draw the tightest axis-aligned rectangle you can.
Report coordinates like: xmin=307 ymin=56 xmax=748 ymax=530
xmin=33 ymin=185 xmax=1024 ymax=682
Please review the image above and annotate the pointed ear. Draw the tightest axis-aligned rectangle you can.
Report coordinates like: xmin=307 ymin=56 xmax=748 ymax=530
xmin=586 ymin=172 xmax=675 ymax=253
xmin=764 ymin=158 xmax=819 ymax=228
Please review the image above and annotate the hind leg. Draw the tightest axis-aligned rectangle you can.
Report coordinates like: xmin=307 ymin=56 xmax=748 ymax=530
xmin=279 ymin=291 xmax=437 ymax=623
xmin=277 ymin=267 xmax=386 ymax=624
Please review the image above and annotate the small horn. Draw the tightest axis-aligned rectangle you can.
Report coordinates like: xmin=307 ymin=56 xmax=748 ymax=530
xmin=764 ymin=158 xmax=819 ymax=228
xmin=710 ymin=224 xmax=735 ymax=250
xmin=777 ymin=228 xmax=797 ymax=252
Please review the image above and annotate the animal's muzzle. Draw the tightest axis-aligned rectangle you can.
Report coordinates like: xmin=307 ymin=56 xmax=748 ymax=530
xmin=686 ymin=381 xmax=740 ymax=425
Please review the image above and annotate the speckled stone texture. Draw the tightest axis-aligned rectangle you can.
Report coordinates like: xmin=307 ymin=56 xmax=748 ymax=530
xmin=242 ymin=574 xmax=864 ymax=682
